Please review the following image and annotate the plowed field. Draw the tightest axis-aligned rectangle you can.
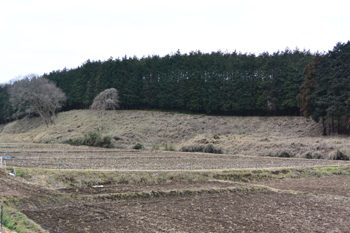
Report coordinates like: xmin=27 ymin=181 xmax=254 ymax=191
xmin=257 ymin=175 xmax=350 ymax=197
xmin=23 ymin=191 xmax=350 ymax=233
xmin=2 ymin=149 xmax=348 ymax=170
xmin=2 ymin=144 xmax=350 ymax=232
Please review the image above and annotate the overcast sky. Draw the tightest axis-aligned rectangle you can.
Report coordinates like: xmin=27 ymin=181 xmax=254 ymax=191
xmin=1 ymin=0 xmax=349 ymax=84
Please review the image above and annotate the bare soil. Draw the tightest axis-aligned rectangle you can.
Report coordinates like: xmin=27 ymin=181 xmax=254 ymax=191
xmin=3 ymin=149 xmax=348 ymax=171
xmin=23 ymin=191 xmax=350 ymax=233
xmin=3 ymin=165 xmax=350 ymax=232
xmin=2 ymin=124 xmax=350 ymax=233
xmin=257 ymin=175 xmax=350 ymax=197
xmin=0 ymin=172 xmax=62 ymax=211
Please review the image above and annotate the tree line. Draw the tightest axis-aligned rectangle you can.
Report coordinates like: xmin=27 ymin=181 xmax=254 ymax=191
xmin=0 ymin=48 xmax=314 ymax=123
xmin=44 ymin=48 xmax=313 ymax=115
xmin=297 ymin=41 xmax=350 ymax=135
xmin=1 ymin=42 xmax=349 ymax=135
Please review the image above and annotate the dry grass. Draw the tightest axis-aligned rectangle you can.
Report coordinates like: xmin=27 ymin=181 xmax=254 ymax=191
xmin=11 ymin=165 xmax=350 ymax=189
xmin=1 ymin=110 xmax=350 ymax=159
xmin=1 ymin=226 xmax=20 ymax=233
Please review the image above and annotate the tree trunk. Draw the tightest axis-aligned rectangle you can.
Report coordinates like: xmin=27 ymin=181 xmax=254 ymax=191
xmin=322 ymin=117 xmax=327 ymax=136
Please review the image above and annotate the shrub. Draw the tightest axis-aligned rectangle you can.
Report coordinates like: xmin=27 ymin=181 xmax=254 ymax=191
xmin=330 ymin=149 xmax=350 ymax=160
xmin=100 ymin=135 xmax=113 ymax=148
xmin=204 ymin=144 xmax=214 ymax=153
xmin=303 ymin=152 xmax=324 ymax=159
xmin=164 ymin=143 xmax=175 ymax=151
xmin=213 ymin=147 xmax=223 ymax=154
xmin=151 ymin=144 xmax=159 ymax=151
xmin=180 ymin=144 xmax=205 ymax=152
xmin=133 ymin=143 xmax=144 ymax=150
xmin=304 ymin=152 xmax=313 ymax=159
xmin=313 ymin=153 xmax=324 ymax=159
xmin=275 ymin=150 xmax=293 ymax=158
xmin=64 ymin=131 xmax=113 ymax=148
xmin=181 ymin=144 xmax=223 ymax=154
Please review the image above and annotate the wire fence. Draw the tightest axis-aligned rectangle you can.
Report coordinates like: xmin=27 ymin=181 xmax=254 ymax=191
xmin=0 ymin=206 xmax=64 ymax=233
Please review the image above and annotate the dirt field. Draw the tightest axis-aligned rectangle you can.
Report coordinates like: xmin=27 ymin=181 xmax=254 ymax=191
xmin=22 ymin=191 xmax=350 ymax=233
xmin=2 ymin=149 xmax=348 ymax=171
xmin=2 ymin=142 xmax=350 ymax=232
xmin=2 ymin=165 xmax=350 ymax=232
xmin=257 ymin=175 xmax=350 ymax=197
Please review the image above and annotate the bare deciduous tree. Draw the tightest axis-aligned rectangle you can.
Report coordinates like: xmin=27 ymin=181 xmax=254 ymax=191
xmin=9 ymin=76 xmax=66 ymax=125
xmin=90 ymin=88 xmax=120 ymax=130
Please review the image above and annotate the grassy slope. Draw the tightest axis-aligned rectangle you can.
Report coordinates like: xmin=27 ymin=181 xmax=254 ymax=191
xmin=0 ymin=109 xmax=349 ymax=158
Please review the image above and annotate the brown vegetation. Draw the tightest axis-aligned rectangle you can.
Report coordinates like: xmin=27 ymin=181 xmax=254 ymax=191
xmin=1 ymin=109 xmax=350 ymax=160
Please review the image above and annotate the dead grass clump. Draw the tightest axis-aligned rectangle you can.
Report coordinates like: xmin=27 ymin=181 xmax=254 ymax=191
xmin=260 ymin=150 xmax=294 ymax=158
xmin=304 ymin=152 xmax=313 ymax=159
xmin=330 ymin=149 xmax=350 ymax=161
xmin=180 ymin=144 xmax=223 ymax=154
xmin=275 ymin=150 xmax=293 ymax=158
xmin=180 ymin=144 xmax=205 ymax=153
xmin=164 ymin=143 xmax=175 ymax=151
xmin=151 ymin=144 xmax=160 ymax=151
xmin=204 ymin=144 xmax=223 ymax=154
xmin=303 ymin=152 xmax=325 ymax=159
xmin=64 ymin=131 xmax=113 ymax=148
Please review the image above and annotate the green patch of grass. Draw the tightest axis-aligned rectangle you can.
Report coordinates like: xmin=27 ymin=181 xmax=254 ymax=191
xmin=0 ymin=206 xmax=46 ymax=233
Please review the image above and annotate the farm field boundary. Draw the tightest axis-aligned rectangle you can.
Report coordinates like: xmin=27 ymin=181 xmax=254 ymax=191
xmin=7 ymin=165 xmax=350 ymax=189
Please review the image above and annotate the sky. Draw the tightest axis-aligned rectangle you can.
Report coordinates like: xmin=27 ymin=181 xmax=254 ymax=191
xmin=1 ymin=0 xmax=350 ymax=84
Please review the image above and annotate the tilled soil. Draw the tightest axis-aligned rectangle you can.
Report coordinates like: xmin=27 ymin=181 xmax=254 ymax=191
xmin=23 ymin=191 xmax=350 ymax=233
xmin=3 ymin=149 xmax=345 ymax=170
xmin=59 ymin=181 xmax=245 ymax=195
xmin=257 ymin=175 xmax=350 ymax=197
xmin=0 ymin=174 xmax=54 ymax=199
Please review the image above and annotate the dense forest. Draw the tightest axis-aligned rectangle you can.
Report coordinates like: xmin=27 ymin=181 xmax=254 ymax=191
xmin=297 ymin=41 xmax=350 ymax=135
xmin=1 ymin=41 xmax=349 ymax=135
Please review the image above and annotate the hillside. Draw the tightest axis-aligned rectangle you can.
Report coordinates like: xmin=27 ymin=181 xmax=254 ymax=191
xmin=0 ymin=110 xmax=349 ymax=158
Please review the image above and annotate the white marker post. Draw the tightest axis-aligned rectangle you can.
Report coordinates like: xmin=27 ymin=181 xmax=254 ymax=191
xmin=0 ymin=156 xmax=2 ymax=169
